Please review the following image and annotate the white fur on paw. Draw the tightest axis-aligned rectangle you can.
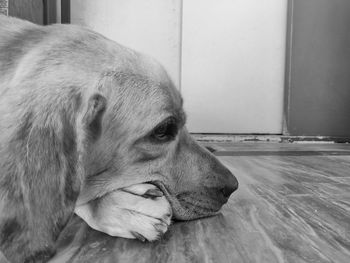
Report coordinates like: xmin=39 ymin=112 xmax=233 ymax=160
xmin=75 ymin=183 xmax=172 ymax=241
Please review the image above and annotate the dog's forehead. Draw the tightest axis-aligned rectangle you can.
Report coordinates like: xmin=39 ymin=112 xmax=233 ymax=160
xmin=127 ymin=53 xmax=181 ymax=106
xmin=118 ymin=72 xmax=180 ymax=108
xmin=102 ymin=68 xmax=185 ymax=133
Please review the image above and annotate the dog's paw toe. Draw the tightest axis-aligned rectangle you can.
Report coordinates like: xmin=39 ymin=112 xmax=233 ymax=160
xmin=153 ymin=221 xmax=169 ymax=238
xmin=121 ymin=183 xmax=173 ymax=225
xmin=130 ymin=217 xmax=169 ymax=241
xmin=75 ymin=183 xmax=172 ymax=241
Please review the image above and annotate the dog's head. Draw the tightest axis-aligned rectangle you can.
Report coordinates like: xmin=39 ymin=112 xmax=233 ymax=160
xmin=9 ymin=23 xmax=238 ymax=220
xmin=80 ymin=71 xmax=238 ymax=220
xmin=68 ymin=31 xmax=239 ymax=220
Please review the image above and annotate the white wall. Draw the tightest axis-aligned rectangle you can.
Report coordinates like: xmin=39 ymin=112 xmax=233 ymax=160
xmin=182 ymin=0 xmax=287 ymax=133
xmin=71 ymin=0 xmax=181 ymax=88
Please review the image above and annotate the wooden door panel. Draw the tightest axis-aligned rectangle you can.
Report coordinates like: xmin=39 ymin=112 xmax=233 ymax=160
xmin=286 ymin=0 xmax=350 ymax=136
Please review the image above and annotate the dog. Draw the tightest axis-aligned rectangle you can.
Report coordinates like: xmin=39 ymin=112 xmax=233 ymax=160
xmin=0 ymin=15 xmax=238 ymax=263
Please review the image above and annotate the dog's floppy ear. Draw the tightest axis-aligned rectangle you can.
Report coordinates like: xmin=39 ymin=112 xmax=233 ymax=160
xmin=82 ymin=93 xmax=107 ymax=140
xmin=0 ymin=103 xmax=82 ymax=262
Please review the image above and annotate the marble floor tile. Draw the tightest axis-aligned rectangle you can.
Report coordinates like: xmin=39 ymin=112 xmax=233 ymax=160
xmin=41 ymin=143 xmax=350 ymax=262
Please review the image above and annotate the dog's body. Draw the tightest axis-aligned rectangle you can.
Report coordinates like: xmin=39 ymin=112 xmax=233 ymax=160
xmin=0 ymin=15 xmax=238 ymax=263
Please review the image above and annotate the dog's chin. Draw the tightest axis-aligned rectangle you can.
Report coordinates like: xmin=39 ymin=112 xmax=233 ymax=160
xmin=150 ymin=181 xmax=222 ymax=221
xmin=171 ymin=198 xmax=220 ymax=220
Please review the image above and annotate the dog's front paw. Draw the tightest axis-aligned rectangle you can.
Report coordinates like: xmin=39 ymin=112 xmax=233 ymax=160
xmin=75 ymin=183 xmax=172 ymax=241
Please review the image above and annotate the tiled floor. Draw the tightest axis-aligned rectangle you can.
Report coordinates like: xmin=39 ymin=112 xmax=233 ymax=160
xmin=3 ymin=143 xmax=348 ymax=263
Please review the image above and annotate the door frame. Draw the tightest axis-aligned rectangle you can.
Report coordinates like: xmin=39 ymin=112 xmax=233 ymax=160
xmin=282 ymin=0 xmax=294 ymax=136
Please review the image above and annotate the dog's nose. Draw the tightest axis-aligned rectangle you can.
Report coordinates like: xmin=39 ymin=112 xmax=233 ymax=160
xmin=220 ymin=175 xmax=238 ymax=198
xmin=220 ymin=185 xmax=235 ymax=198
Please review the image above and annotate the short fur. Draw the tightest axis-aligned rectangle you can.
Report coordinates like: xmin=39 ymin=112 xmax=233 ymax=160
xmin=0 ymin=15 xmax=238 ymax=263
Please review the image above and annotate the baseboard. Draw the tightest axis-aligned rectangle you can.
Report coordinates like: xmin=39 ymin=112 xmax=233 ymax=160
xmin=192 ymin=134 xmax=350 ymax=143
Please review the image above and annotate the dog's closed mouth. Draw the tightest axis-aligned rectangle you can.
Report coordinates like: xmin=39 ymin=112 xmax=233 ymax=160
xmin=147 ymin=181 xmax=219 ymax=221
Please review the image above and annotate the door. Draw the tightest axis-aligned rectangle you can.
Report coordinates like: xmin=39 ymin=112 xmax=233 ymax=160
xmin=181 ymin=0 xmax=288 ymax=133
xmin=285 ymin=0 xmax=350 ymax=137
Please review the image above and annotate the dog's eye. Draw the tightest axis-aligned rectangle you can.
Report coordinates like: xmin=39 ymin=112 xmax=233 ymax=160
xmin=151 ymin=117 xmax=178 ymax=142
